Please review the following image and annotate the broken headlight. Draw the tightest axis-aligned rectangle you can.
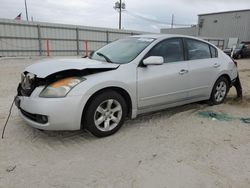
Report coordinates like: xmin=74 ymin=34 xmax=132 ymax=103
xmin=40 ymin=77 xmax=85 ymax=98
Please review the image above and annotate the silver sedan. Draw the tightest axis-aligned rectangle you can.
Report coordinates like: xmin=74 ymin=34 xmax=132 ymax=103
xmin=16 ymin=34 xmax=238 ymax=137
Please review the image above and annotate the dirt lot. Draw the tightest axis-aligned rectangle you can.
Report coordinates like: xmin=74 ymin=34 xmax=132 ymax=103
xmin=0 ymin=57 xmax=250 ymax=188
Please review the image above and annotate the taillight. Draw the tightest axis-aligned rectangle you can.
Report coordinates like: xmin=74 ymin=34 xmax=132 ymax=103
xmin=233 ymin=60 xmax=238 ymax=67
xmin=230 ymin=57 xmax=238 ymax=67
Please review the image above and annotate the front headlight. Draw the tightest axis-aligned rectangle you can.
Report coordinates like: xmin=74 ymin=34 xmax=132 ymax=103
xmin=40 ymin=77 xmax=86 ymax=98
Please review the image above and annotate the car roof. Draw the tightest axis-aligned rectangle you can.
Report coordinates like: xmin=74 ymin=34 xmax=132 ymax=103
xmin=130 ymin=34 xmax=176 ymax=39
xmin=129 ymin=34 xmax=216 ymax=47
xmin=130 ymin=34 xmax=197 ymax=40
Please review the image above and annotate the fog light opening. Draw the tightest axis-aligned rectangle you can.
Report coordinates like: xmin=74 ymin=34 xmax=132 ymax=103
xmin=36 ymin=115 xmax=48 ymax=124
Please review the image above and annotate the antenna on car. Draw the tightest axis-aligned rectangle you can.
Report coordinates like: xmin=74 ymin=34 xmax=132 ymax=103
xmin=1 ymin=96 xmax=17 ymax=139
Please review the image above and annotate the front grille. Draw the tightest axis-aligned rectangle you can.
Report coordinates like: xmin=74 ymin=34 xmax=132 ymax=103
xmin=17 ymin=72 xmax=47 ymax=97
xmin=17 ymin=72 xmax=36 ymax=97
xmin=20 ymin=108 xmax=48 ymax=124
xmin=17 ymin=83 xmax=36 ymax=97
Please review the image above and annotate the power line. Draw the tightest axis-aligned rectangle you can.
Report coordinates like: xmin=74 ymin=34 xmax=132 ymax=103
xmin=125 ymin=10 xmax=194 ymax=27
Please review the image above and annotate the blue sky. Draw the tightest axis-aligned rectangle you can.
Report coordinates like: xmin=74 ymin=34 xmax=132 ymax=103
xmin=0 ymin=0 xmax=249 ymax=32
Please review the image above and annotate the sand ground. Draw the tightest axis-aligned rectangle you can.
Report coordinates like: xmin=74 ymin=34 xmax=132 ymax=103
xmin=0 ymin=57 xmax=250 ymax=188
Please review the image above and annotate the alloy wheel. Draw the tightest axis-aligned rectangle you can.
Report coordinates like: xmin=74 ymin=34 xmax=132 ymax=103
xmin=94 ymin=99 xmax=122 ymax=132
xmin=214 ymin=81 xmax=227 ymax=103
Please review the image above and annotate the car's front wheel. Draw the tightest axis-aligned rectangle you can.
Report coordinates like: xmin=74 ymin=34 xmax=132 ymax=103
xmin=209 ymin=76 xmax=229 ymax=105
xmin=84 ymin=90 xmax=127 ymax=137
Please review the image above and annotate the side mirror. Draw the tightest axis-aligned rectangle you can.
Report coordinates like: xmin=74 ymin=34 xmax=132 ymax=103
xmin=143 ymin=56 xmax=164 ymax=66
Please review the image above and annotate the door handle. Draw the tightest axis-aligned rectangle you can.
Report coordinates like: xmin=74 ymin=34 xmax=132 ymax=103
xmin=179 ymin=69 xmax=189 ymax=75
xmin=213 ymin=63 xmax=221 ymax=68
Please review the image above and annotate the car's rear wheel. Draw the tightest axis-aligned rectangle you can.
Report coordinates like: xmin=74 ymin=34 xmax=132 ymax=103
xmin=209 ymin=77 xmax=229 ymax=105
xmin=84 ymin=91 xmax=127 ymax=137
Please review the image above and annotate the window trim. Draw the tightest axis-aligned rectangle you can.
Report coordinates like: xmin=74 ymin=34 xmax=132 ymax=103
xmin=209 ymin=45 xmax=218 ymax=58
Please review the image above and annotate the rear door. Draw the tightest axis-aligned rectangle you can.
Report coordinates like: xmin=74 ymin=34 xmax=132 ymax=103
xmin=185 ymin=38 xmax=220 ymax=99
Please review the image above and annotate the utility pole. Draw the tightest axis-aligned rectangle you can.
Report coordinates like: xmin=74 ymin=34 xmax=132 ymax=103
xmin=119 ymin=0 xmax=122 ymax=29
xmin=24 ymin=0 xmax=29 ymax=21
xmin=171 ymin=14 xmax=174 ymax=28
xmin=114 ymin=1 xmax=126 ymax=29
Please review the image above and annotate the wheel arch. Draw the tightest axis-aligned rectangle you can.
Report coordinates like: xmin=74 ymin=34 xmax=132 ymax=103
xmin=81 ymin=86 xmax=133 ymax=129
xmin=218 ymin=74 xmax=232 ymax=87
xmin=209 ymin=74 xmax=231 ymax=105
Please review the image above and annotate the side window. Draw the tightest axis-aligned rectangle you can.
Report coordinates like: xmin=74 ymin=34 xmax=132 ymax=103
xmin=186 ymin=39 xmax=211 ymax=60
xmin=210 ymin=45 xmax=218 ymax=58
xmin=148 ymin=38 xmax=184 ymax=63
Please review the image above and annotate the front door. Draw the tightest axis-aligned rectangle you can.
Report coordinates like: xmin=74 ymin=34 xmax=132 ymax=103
xmin=137 ymin=38 xmax=189 ymax=109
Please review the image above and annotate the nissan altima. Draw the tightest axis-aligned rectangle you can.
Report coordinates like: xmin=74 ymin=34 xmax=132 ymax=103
xmin=16 ymin=34 xmax=238 ymax=137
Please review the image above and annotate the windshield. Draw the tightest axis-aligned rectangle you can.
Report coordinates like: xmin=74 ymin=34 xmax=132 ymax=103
xmin=90 ymin=37 xmax=155 ymax=64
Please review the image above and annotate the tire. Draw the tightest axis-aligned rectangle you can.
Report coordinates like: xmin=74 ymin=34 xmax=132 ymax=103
xmin=209 ymin=77 xmax=229 ymax=105
xmin=84 ymin=90 xmax=127 ymax=137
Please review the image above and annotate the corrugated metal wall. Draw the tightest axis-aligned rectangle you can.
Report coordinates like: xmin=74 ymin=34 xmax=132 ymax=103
xmin=198 ymin=10 xmax=250 ymax=44
xmin=160 ymin=26 xmax=198 ymax=37
xmin=160 ymin=10 xmax=250 ymax=49
xmin=0 ymin=18 xmax=143 ymax=56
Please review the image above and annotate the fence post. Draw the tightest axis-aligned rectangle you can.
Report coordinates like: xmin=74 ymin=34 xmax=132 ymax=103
xmin=37 ymin=24 xmax=42 ymax=56
xmin=106 ymin=31 xmax=109 ymax=44
xmin=222 ymin=40 xmax=225 ymax=49
xmin=46 ymin=39 xmax=50 ymax=56
xmin=84 ymin=41 xmax=88 ymax=56
xmin=76 ymin=28 xmax=79 ymax=56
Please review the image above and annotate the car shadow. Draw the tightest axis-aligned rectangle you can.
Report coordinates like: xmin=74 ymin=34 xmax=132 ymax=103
xmin=26 ymin=94 xmax=249 ymax=142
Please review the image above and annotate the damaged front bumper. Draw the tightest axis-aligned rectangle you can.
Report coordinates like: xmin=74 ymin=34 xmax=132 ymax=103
xmin=15 ymin=90 xmax=84 ymax=131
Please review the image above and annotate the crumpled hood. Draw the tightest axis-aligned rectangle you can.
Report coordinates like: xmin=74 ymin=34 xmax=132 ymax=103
xmin=25 ymin=58 xmax=119 ymax=78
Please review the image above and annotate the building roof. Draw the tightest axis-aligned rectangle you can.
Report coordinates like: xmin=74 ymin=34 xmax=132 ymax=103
xmin=198 ymin=9 xmax=250 ymax=16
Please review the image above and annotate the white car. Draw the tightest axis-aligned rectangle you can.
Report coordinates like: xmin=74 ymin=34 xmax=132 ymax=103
xmin=16 ymin=34 xmax=238 ymax=137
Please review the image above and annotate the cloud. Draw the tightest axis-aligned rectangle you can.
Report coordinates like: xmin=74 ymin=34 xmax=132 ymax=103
xmin=0 ymin=0 xmax=249 ymax=32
